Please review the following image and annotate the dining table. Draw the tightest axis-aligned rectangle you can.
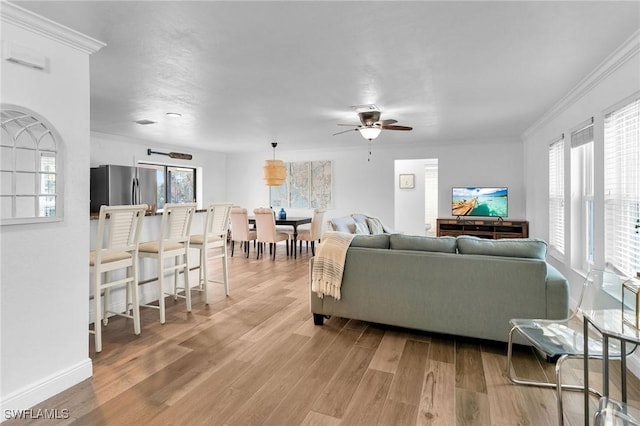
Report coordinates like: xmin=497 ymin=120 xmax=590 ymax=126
xmin=248 ymin=216 xmax=312 ymax=259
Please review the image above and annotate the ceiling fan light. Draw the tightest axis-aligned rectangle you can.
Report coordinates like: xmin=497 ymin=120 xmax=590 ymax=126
xmin=359 ymin=127 xmax=381 ymax=141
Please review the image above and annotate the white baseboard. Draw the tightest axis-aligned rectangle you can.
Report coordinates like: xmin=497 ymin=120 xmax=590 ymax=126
xmin=0 ymin=358 xmax=92 ymax=423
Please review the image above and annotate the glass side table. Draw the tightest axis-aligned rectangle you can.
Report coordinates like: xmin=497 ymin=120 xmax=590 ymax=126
xmin=583 ymin=309 xmax=640 ymax=426
xmin=594 ymin=397 xmax=640 ymax=426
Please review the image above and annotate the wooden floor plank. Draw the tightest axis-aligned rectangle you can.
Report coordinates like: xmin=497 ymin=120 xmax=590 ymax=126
xmin=456 ymin=341 xmax=488 ymax=394
xmin=340 ymin=369 xmax=394 ymax=426
xmin=387 ymin=340 xmax=430 ymax=405
xmin=417 ymin=359 xmax=455 ymax=426
xmin=455 ymin=388 xmax=491 ymax=426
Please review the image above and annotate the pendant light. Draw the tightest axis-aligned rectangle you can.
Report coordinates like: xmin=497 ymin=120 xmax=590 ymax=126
xmin=263 ymin=142 xmax=286 ymax=186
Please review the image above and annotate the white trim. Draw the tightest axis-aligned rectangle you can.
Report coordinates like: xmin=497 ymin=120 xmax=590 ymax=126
xmin=0 ymin=2 xmax=105 ymax=55
xmin=0 ymin=358 xmax=92 ymax=422
xmin=523 ymin=29 xmax=640 ymax=140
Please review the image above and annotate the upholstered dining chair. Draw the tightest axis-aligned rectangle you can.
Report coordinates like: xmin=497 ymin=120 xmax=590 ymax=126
xmin=229 ymin=207 xmax=257 ymax=258
xmin=139 ymin=203 xmax=196 ymax=324
xmin=297 ymin=208 xmax=326 ymax=255
xmin=506 ymin=269 xmax=626 ymax=425
xmin=253 ymin=207 xmax=290 ymax=260
xmin=189 ymin=202 xmax=233 ymax=301
xmin=90 ymin=204 xmax=147 ymax=353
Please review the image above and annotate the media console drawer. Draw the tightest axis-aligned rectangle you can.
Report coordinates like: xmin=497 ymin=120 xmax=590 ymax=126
xmin=436 ymin=219 xmax=529 ymax=239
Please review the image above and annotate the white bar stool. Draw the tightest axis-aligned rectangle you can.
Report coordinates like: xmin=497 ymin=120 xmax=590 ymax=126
xmin=189 ymin=202 xmax=233 ymax=302
xmin=139 ymin=203 xmax=196 ymax=324
xmin=89 ymin=204 xmax=147 ymax=353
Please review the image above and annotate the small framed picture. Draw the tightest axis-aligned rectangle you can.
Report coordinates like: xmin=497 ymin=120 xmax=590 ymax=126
xmin=399 ymin=174 xmax=415 ymax=189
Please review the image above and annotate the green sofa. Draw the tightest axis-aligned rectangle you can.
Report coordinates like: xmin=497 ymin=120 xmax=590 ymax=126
xmin=309 ymin=234 xmax=569 ymax=343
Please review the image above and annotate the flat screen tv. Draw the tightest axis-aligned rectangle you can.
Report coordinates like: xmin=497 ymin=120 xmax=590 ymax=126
xmin=452 ymin=187 xmax=508 ymax=218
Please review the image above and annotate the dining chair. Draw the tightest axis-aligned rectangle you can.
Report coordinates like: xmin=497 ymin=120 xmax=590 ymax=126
xmin=189 ymin=202 xmax=233 ymax=302
xmin=139 ymin=203 xmax=196 ymax=324
xmin=297 ymin=208 xmax=326 ymax=255
xmin=89 ymin=204 xmax=147 ymax=353
xmin=253 ymin=207 xmax=290 ymax=260
xmin=505 ymin=269 xmax=625 ymax=425
xmin=230 ymin=207 xmax=257 ymax=258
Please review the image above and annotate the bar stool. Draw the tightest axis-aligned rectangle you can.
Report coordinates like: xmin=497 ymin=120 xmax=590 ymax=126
xmin=189 ymin=202 xmax=233 ymax=302
xmin=90 ymin=204 xmax=147 ymax=353
xmin=139 ymin=203 xmax=196 ymax=324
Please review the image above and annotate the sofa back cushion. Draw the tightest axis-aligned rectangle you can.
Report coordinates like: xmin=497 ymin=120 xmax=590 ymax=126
xmin=389 ymin=234 xmax=457 ymax=253
xmin=351 ymin=234 xmax=390 ymax=249
xmin=456 ymin=235 xmax=547 ymax=259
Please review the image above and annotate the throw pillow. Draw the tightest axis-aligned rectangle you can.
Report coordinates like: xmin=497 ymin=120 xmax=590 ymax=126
xmin=366 ymin=217 xmax=384 ymax=235
xmin=354 ymin=221 xmax=370 ymax=234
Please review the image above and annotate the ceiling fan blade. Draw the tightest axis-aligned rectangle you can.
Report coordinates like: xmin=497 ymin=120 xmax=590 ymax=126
xmin=333 ymin=128 xmax=358 ymax=136
xmin=381 ymin=125 xmax=413 ymax=131
xmin=379 ymin=119 xmax=398 ymax=125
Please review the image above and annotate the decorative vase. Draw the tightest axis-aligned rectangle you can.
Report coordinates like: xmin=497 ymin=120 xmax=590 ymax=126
xmin=278 ymin=208 xmax=287 ymax=220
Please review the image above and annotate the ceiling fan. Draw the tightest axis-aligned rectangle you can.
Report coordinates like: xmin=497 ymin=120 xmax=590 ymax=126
xmin=333 ymin=106 xmax=413 ymax=141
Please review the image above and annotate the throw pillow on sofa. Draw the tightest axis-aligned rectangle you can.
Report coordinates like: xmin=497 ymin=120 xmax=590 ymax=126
xmin=354 ymin=222 xmax=370 ymax=234
xmin=366 ymin=217 xmax=384 ymax=234
xmin=389 ymin=234 xmax=458 ymax=253
xmin=456 ymin=235 xmax=548 ymax=260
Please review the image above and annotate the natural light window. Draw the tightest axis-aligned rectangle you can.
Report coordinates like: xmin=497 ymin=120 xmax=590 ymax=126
xmin=549 ymin=137 xmax=565 ymax=256
xmin=138 ymin=163 xmax=196 ymax=209
xmin=604 ymin=97 xmax=640 ymax=277
xmin=570 ymin=121 xmax=594 ymax=271
xmin=0 ymin=107 xmax=62 ymax=225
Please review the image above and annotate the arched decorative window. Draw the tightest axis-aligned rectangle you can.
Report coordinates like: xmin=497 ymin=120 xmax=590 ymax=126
xmin=1 ymin=105 xmax=63 ymax=225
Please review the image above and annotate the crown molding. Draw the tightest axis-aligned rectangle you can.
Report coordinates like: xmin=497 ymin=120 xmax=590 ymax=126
xmin=0 ymin=1 xmax=105 ymax=55
xmin=522 ymin=28 xmax=640 ymax=140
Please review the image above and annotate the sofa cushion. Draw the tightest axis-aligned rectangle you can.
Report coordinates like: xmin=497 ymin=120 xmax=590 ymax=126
xmin=351 ymin=234 xmax=390 ymax=249
xmin=331 ymin=216 xmax=356 ymax=233
xmin=456 ymin=235 xmax=548 ymax=260
xmin=366 ymin=217 xmax=384 ymax=235
xmin=389 ymin=234 xmax=457 ymax=253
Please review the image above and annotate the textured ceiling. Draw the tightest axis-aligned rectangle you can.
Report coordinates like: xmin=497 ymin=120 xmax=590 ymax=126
xmin=13 ymin=1 xmax=640 ymax=153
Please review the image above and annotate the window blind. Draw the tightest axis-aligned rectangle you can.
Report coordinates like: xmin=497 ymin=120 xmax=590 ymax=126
xmin=604 ymin=98 xmax=640 ymax=276
xmin=549 ymin=137 xmax=565 ymax=255
xmin=571 ymin=119 xmax=594 ymax=148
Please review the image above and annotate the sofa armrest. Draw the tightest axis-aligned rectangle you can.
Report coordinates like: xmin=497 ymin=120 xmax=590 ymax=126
xmin=545 ymin=263 xmax=570 ymax=319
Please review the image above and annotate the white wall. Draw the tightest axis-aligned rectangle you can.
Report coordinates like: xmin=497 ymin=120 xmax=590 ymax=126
xmin=394 ymin=159 xmax=427 ymax=235
xmin=226 ymin=138 xmax=525 ymax=234
xmin=0 ymin=3 xmax=103 ymax=415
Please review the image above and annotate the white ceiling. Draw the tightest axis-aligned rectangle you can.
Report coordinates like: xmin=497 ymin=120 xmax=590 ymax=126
xmin=14 ymin=1 xmax=640 ymax=153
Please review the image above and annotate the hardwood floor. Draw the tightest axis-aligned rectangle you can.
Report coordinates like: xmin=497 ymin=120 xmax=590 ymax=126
xmin=10 ymin=243 xmax=640 ymax=425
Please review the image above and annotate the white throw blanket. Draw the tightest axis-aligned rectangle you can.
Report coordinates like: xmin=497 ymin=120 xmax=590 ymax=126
xmin=311 ymin=231 xmax=355 ymax=300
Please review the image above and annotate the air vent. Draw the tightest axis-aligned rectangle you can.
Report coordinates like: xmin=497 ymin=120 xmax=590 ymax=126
xmin=135 ymin=119 xmax=156 ymax=125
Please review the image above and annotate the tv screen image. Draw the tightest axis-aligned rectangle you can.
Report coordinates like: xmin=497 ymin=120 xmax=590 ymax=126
xmin=452 ymin=187 xmax=508 ymax=218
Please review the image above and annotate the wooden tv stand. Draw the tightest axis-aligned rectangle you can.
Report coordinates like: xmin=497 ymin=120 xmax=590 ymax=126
xmin=436 ymin=218 xmax=529 ymax=239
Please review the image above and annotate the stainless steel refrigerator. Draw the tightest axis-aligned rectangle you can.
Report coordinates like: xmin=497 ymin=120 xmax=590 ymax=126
xmin=90 ymin=165 xmax=157 ymax=212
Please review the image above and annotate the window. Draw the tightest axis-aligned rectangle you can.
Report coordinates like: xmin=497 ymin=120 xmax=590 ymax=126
xmin=549 ymin=137 xmax=565 ymax=256
xmin=1 ymin=107 xmax=62 ymax=225
xmin=605 ymin=97 xmax=640 ymax=277
xmin=570 ymin=121 xmax=594 ymax=271
xmin=138 ymin=163 xmax=196 ymax=210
